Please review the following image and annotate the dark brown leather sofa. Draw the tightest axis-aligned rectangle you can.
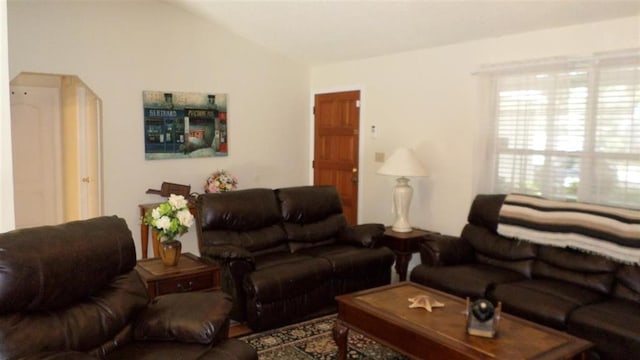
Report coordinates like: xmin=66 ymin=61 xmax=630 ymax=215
xmin=0 ymin=216 xmax=257 ymax=360
xmin=410 ymin=194 xmax=640 ymax=360
xmin=196 ymin=185 xmax=395 ymax=331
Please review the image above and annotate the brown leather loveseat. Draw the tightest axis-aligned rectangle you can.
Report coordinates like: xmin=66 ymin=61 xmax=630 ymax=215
xmin=0 ymin=216 xmax=257 ymax=360
xmin=196 ymin=185 xmax=395 ymax=331
xmin=410 ymin=194 xmax=640 ymax=360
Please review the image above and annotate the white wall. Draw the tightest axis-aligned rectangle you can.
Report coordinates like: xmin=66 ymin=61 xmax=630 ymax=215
xmin=7 ymin=1 xmax=310 ymax=256
xmin=6 ymin=1 xmax=639 ymax=264
xmin=311 ymin=16 xmax=639 ymax=272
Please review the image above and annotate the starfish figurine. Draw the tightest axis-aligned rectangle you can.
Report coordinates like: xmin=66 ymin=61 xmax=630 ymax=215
xmin=408 ymin=294 xmax=445 ymax=312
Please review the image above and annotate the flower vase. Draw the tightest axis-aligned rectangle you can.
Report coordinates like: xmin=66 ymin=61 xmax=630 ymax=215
xmin=159 ymin=238 xmax=182 ymax=266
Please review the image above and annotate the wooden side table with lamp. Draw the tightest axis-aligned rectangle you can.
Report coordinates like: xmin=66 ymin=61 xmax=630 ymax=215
xmin=376 ymin=148 xmax=434 ymax=281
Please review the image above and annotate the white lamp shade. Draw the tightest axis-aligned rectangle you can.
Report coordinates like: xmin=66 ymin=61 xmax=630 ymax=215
xmin=377 ymin=147 xmax=427 ymax=177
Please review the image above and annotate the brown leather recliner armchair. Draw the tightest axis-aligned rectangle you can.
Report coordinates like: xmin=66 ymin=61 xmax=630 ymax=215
xmin=0 ymin=216 xmax=257 ymax=360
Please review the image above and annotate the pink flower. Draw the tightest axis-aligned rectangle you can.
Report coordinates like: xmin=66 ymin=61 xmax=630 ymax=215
xmin=204 ymin=170 xmax=238 ymax=193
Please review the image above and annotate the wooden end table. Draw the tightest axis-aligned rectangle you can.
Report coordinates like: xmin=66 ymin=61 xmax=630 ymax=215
xmin=380 ymin=227 xmax=438 ymax=281
xmin=135 ymin=253 xmax=220 ymax=299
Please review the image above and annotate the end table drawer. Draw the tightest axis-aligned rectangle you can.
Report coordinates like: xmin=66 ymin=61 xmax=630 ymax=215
xmin=155 ymin=273 xmax=215 ymax=296
xmin=136 ymin=253 xmax=220 ymax=299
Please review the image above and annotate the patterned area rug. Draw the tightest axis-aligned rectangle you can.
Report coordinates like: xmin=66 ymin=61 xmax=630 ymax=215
xmin=239 ymin=314 xmax=407 ymax=360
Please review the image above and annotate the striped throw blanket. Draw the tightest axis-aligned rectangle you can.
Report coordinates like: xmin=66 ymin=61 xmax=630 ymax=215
xmin=497 ymin=194 xmax=640 ymax=264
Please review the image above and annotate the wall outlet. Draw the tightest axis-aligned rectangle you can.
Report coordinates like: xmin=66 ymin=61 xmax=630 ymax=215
xmin=375 ymin=152 xmax=385 ymax=162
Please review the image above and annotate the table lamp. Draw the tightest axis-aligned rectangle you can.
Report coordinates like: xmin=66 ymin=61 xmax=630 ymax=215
xmin=377 ymin=147 xmax=427 ymax=232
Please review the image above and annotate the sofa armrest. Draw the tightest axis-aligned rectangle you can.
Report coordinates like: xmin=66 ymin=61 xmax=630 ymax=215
xmin=134 ymin=291 xmax=233 ymax=345
xmin=338 ymin=223 xmax=385 ymax=248
xmin=419 ymin=234 xmax=475 ymax=266
xmin=199 ymin=245 xmax=255 ymax=322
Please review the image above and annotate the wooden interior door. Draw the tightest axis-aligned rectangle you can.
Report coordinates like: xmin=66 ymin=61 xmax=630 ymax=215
xmin=313 ymin=90 xmax=360 ymax=224
xmin=11 ymin=86 xmax=63 ymax=228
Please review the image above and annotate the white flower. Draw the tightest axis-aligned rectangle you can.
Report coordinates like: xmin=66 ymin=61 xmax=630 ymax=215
xmin=156 ymin=216 xmax=172 ymax=231
xmin=143 ymin=193 xmax=194 ymax=241
xmin=177 ymin=209 xmax=194 ymax=228
xmin=168 ymin=194 xmax=188 ymax=210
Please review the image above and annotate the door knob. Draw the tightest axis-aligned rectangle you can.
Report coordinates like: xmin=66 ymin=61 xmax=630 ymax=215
xmin=81 ymin=177 xmax=90 ymax=183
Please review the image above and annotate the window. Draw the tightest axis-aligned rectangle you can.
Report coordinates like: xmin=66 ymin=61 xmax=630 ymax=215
xmin=482 ymin=51 xmax=640 ymax=208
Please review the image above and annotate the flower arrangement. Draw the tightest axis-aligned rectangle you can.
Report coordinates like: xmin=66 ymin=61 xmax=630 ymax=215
xmin=143 ymin=194 xmax=194 ymax=242
xmin=204 ymin=169 xmax=238 ymax=193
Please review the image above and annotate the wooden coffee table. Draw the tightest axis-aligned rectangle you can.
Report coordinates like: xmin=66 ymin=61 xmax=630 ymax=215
xmin=333 ymin=282 xmax=593 ymax=360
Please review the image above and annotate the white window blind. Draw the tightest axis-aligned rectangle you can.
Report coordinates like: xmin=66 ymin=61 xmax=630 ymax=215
xmin=484 ymin=51 xmax=640 ymax=209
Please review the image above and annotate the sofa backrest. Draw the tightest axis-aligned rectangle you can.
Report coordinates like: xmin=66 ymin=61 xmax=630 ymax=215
xmin=467 ymin=194 xmax=621 ymax=293
xmin=462 ymin=224 xmax=538 ymax=277
xmin=533 ymin=246 xmax=619 ymax=294
xmin=197 ymin=188 xmax=289 ymax=254
xmin=462 ymin=194 xmax=537 ymax=276
xmin=467 ymin=194 xmax=507 ymax=233
xmin=276 ymin=185 xmax=348 ymax=252
xmin=0 ymin=216 xmax=137 ymax=313
xmin=0 ymin=216 xmax=148 ymax=358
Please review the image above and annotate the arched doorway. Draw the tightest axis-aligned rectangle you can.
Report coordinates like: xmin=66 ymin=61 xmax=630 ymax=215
xmin=10 ymin=72 xmax=102 ymax=228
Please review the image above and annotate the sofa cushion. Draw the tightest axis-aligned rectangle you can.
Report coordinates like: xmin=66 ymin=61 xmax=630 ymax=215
xmin=134 ymin=291 xmax=232 ymax=345
xmin=533 ymin=246 xmax=618 ymax=294
xmin=252 ymin=251 xmax=314 ymax=270
xmin=277 ymin=185 xmax=344 ymax=223
xmin=245 ymin=256 xmax=333 ymax=302
xmin=463 ymin=224 xmax=537 ymax=277
xmin=20 ymin=351 xmax=97 ymax=360
xmin=284 ymin=213 xmax=346 ymax=251
xmin=104 ymin=339 xmax=257 ymax=360
xmin=613 ymin=264 xmax=640 ymax=303
xmin=568 ymin=299 xmax=640 ymax=360
xmin=410 ymin=263 xmax=526 ymax=299
xmin=299 ymin=244 xmax=394 ymax=276
xmin=197 ymin=189 xmax=288 ymax=253
xmin=200 ymin=227 xmax=289 ymax=256
xmin=489 ymin=279 xmax=606 ymax=330
xmin=277 ymin=186 xmax=349 ymax=252
xmin=299 ymin=244 xmax=395 ymax=295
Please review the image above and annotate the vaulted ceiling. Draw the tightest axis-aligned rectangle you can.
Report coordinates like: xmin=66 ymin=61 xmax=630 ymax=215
xmin=167 ymin=0 xmax=640 ymax=65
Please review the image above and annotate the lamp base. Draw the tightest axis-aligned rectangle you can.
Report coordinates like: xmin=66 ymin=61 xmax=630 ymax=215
xmin=391 ymin=177 xmax=414 ymax=233
xmin=391 ymin=224 xmax=413 ymax=233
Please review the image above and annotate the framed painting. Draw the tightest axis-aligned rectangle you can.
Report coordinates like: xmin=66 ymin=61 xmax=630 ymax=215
xmin=143 ymin=91 xmax=228 ymax=160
